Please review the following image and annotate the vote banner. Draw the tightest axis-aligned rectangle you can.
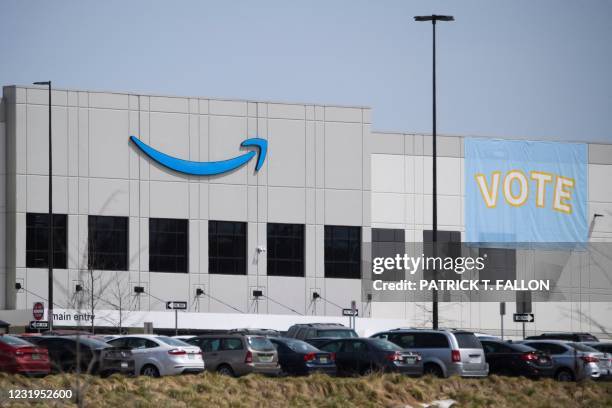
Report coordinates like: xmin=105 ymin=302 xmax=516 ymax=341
xmin=465 ymin=138 xmax=587 ymax=243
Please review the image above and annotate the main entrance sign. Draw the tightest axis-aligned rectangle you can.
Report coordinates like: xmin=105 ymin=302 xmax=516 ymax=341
xmin=130 ymin=136 xmax=267 ymax=176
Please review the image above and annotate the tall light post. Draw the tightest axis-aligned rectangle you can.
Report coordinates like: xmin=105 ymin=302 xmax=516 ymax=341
xmin=414 ymin=15 xmax=454 ymax=330
xmin=33 ymin=81 xmax=53 ymax=331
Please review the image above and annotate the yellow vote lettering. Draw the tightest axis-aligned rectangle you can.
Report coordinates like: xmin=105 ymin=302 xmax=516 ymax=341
xmin=475 ymin=171 xmax=574 ymax=213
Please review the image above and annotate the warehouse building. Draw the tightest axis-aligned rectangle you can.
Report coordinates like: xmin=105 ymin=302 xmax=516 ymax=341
xmin=1 ymin=85 xmax=611 ymax=336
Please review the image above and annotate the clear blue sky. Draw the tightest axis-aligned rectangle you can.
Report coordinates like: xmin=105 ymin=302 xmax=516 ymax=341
xmin=1 ymin=0 xmax=611 ymax=142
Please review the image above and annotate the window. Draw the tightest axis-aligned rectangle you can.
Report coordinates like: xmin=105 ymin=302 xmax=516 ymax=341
xmin=247 ymin=337 xmax=275 ymax=351
xmin=372 ymin=228 xmax=405 ymax=281
xmin=516 ymin=291 xmax=532 ymax=314
xmin=319 ymin=341 xmax=342 ymax=353
xmin=149 ymin=218 xmax=188 ymax=273
xmin=479 ymin=247 xmax=516 ymax=283
xmin=26 ymin=213 xmax=67 ymax=269
xmin=454 ymin=333 xmax=482 ymax=349
xmin=0 ymin=336 xmax=35 ymax=347
xmin=156 ymin=336 xmax=189 ymax=346
xmin=126 ymin=338 xmax=158 ymax=349
xmin=370 ymin=339 xmax=402 ymax=351
xmin=221 ymin=338 xmax=243 ymax=351
xmin=200 ymin=338 xmax=221 ymax=352
xmin=318 ymin=329 xmax=357 ymax=338
xmin=527 ymin=343 xmax=567 ymax=355
xmin=324 ymin=225 xmax=361 ymax=279
xmin=389 ymin=333 xmax=417 ymax=348
xmin=343 ymin=340 xmax=368 ymax=353
xmin=423 ymin=230 xmax=461 ymax=279
xmin=267 ymin=223 xmax=304 ymax=277
xmin=373 ymin=333 xmax=389 ymax=341
xmin=414 ymin=333 xmax=450 ymax=348
xmin=108 ymin=338 xmax=128 ymax=348
xmin=305 ymin=329 xmax=316 ymax=339
xmin=88 ymin=216 xmax=128 ymax=270
xmin=208 ymin=221 xmax=247 ymax=275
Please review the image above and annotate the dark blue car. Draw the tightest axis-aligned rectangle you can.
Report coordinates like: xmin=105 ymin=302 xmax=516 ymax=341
xmin=269 ymin=337 xmax=336 ymax=376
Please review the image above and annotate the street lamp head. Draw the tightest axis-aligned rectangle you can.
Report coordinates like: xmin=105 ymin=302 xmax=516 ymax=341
xmin=414 ymin=15 xmax=454 ymax=22
xmin=33 ymin=81 xmax=51 ymax=86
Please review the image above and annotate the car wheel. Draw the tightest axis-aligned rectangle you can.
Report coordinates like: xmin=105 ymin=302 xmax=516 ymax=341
xmin=424 ymin=364 xmax=444 ymax=378
xmin=555 ymin=369 xmax=574 ymax=382
xmin=217 ymin=364 xmax=235 ymax=377
xmin=141 ymin=364 xmax=160 ymax=378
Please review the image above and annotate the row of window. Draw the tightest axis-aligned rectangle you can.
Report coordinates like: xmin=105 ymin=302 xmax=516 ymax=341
xmin=26 ymin=213 xmax=516 ymax=281
xmin=25 ymin=214 xmax=362 ymax=278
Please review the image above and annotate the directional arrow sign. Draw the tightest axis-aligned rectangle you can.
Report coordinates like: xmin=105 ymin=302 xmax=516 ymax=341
xmin=29 ymin=320 xmax=49 ymax=330
xmin=166 ymin=301 xmax=187 ymax=310
xmin=342 ymin=308 xmax=358 ymax=317
xmin=513 ymin=313 xmax=535 ymax=323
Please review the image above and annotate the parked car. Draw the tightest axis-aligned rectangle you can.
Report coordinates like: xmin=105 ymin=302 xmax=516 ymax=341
xmin=525 ymin=332 xmax=599 ymax=342
xmin=107 ymin=335 xmax=203 ymax=377
xmin=268 ymin=337 xmax=337 ymax=376
xmin=370 ymin=329 xmax=488 ymax=378
xmin=584 ymin=341 xmax=612 ymax=353
xmin=101 ymin=335 xmax=122 ymax=342
xmin=172 ymin=335 xmax=197 ymax=342
xmin=185 ymin=334 xmax=280 ymax=377
xmin=520 ymin=340 xmax=606 ymax=381
xmin=27 ymin=336 xmax=134 ymax=376
xmin=480 ymin=339 xmax=553 ymax=378
xmin=41 ymin=330 xmax=92 ymax=336
xmin=228 ymin=328 xmax=282 ymax=337
xmin=0 ymin=335 xmax=50 ymax=376
xmin=474 ymin=332 xmax=502 ymax=341
xmin=317 ymin=338 xmax=422 ymax=376
xmin=582 ymin=342 xmax=612 ymax=378
xmin=286 ymin=323 xmax=358 ymax=347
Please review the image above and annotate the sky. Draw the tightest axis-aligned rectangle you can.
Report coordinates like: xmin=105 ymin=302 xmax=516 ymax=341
xmin=1 ymin=0 xmax=611 ymax=143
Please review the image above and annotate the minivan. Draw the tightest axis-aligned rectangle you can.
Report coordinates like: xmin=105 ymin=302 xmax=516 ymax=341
xmin=186 ymin=334 xmax=281 ymax=377
xmin=370 ymin=329 xmax=488 ymax=378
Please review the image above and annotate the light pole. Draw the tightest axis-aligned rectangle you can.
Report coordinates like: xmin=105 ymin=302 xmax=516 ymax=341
xmin=33 ymin=81 xmax=53 ymax=331
xmin=414 ymin=15 xmax=454 ymax=330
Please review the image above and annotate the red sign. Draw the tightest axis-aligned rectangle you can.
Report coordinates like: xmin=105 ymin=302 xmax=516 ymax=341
xmin=33 ymin=302 xmax=44 ymax=321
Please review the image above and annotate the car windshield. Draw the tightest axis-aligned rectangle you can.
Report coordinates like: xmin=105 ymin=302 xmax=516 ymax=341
xmin=370 ymin=339 xmax=403 ymax=351
xmin=247 ymin=336 xmax=276 ymax=351
xmin=568 ymin=343 xmax=600 ymax=353
xmin=508 ymin=343 xmax=536 ymax=352
xmin=156 ymin=336 xmax=190 ymax=346
xmin=318 ymin=329 xmax=357 ymax=338
xmin=454 ymin=333 xmax=482 ymax=349
xmin=282 ymin=339 xmax=318 ymax=353
xmin=0 ymin=335 xmax=35 ymax=347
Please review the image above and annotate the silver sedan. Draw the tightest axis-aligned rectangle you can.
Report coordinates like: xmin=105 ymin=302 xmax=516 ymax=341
xmin=107 ymin=335 xmax=204 ymax=377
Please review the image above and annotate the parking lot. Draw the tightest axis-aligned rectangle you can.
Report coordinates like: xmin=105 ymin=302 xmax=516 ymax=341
xmin=2 ymin=325 xmax=611 ymax=382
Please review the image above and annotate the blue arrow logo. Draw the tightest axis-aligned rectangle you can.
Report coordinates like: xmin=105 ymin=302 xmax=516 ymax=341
xmin=130 ymin=136 xmax=267 ymax=175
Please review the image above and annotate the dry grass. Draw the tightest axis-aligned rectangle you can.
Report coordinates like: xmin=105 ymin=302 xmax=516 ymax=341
xmin=0 ymin=372 xmax=611 ymax=407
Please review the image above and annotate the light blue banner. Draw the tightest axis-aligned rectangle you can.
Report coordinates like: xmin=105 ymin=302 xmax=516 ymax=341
xmin=465 ymin=138 xmax=587 ymax=243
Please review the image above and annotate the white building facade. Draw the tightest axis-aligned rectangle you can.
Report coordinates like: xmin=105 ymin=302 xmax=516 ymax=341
xmin=1 ymin=85 xmax=611 ymax=337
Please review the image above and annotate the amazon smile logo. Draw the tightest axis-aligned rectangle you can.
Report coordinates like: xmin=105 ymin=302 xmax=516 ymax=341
xmin=129 ymin=136 xmax=267 ymax=175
